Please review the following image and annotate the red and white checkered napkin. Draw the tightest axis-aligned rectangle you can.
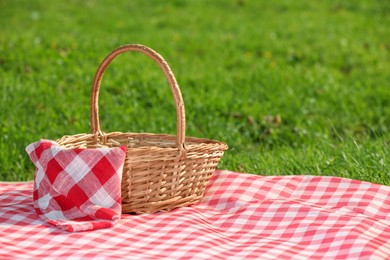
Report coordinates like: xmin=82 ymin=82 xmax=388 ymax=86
xmin=25 ymin=139 xmax=126 ymax=232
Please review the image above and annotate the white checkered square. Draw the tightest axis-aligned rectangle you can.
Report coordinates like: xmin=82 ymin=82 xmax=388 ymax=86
xmin=89 ymin=186 xmax=117 ymax=208
xmin=64 ymin=154 xmax=92 ymax=183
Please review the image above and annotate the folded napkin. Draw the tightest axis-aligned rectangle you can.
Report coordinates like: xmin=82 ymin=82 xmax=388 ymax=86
xmin=26 ymin=139 xmax=126 ymax=232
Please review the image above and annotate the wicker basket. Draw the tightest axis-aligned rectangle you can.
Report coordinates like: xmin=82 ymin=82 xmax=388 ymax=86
xmin=57 ymin=44 xmax=228 ymax=214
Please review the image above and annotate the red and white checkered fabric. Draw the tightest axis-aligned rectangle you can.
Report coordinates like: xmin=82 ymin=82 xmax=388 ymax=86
xmin=25 ymin=139 xmax=126 ymax=232
xmin=1 ymin=170 xmax=390 ymax=259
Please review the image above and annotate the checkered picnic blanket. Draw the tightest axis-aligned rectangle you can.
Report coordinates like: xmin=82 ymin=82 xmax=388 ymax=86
xmin=1 ymin=170 xmax=390 ymax=259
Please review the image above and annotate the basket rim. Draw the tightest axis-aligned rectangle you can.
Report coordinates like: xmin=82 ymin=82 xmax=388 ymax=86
xmin=57 ymin=131 xmax=228 ymax=151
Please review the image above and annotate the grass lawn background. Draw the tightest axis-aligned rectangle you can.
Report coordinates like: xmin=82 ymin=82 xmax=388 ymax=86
xmin=0 ymin=0 xmax=389 ymax=184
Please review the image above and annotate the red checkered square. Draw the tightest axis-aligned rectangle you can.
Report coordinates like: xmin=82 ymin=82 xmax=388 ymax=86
xmin=45 ymin=158 xmax=64 ymax=184
xmin=92 ymin=155 xmax=117 ymax=185
xmin=26 ymin=139 xmax=126 ymax=232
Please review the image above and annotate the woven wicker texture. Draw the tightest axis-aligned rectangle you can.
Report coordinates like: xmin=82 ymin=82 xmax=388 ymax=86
xmin=57 ymin=44 xmax=228 ymax=213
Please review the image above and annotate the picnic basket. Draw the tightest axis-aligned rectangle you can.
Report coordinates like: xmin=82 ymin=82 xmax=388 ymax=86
xmin=57 ymin=44 xmax=228 ymax=214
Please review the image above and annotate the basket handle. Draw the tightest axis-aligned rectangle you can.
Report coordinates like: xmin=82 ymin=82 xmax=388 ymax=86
xmin=90 ymin=44 xmax=186 ymax=153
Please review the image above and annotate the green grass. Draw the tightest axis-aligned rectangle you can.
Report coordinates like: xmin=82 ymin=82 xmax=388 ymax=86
xmin=1 ymin=0 xmax=389 ymax=184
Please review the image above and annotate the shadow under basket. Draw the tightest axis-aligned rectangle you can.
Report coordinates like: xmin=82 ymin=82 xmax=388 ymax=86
xmin=57 ymin=44 xmax=228 ymax=214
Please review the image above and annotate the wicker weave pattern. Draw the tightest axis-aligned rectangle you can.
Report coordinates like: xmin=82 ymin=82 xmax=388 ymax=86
xmin=57 ymin=44 xmax=227 ymax=213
